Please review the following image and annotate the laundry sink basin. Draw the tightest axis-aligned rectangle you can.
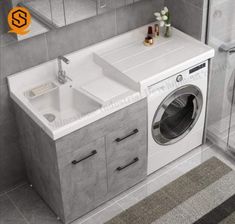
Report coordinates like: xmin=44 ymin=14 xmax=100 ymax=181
xmin=7 ymin=51 xmax=139 ymax=139
xmin=28 ymin=83 xmax=102 ymax=127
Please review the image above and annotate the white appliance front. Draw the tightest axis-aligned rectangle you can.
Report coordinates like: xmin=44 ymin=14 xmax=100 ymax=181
xmin=147 ymin=61 xmax=208 ymax=175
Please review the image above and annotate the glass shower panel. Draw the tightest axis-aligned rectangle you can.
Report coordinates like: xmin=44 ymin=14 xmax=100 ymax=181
xmin=228 ymin=65 xmax=235 ymax=155
xmin=207 ymin=0 xmax=235 ymax=151
xmin=228 ymin=57 xmax=235 ymax=153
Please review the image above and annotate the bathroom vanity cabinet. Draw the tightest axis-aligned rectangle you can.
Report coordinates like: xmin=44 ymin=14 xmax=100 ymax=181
xmin=15 ymin=99 xmax=147 ymax=223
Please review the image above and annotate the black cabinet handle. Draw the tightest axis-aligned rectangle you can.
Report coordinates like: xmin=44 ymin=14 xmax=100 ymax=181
xmin=115 ymin=129 xmax=139 ymax=143
xmin=116 ymin=157 xmax=139 ymax=171
xmin=229 ymin=49 xmax=235 ymax=54
xmin=71 ymin=150 xmax=97 ymax=165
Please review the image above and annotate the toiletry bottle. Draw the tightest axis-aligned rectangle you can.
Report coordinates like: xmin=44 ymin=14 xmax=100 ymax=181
xmin=144 ymin=26 xmax=154 ymax=46
xmin=154 ymin=24 xmax=160 ymax=37
xmin=148 ymin=26 xmax=153 ymax=38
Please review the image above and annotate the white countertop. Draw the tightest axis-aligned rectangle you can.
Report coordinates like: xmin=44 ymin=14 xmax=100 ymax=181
xmin=95 ymin=27 xmax=214 ymax=91
xmin=8 ymin=24 xmax=215 ymax=140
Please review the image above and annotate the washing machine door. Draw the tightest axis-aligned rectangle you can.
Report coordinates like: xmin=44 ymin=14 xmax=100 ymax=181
xmin=152 ymin=85 xmax=203 ymax=145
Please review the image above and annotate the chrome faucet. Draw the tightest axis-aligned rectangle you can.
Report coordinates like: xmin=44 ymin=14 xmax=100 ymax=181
xmin=57 ymin=56 xmax=72 ymax=84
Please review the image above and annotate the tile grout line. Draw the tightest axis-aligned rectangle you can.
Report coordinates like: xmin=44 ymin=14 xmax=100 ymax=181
xmin=5 ymin=182 xmax=28 ymax=194
xmin=116 ymin=196 xmax=138 ymax=211
xmin=182 ymin=0 xmax=204 ymax=11
xmin=6 ymin=193 xmax=31 ymax=224
xmin=114 ymin=9 xmax=117 ymax=36
xmin=0 ymin=191 xmax=5 ymax=197
xmin=79 ymin=202 xmax=123 ymax=224
xmin=44 ymin=33 xmax=50 ymax=61
xmin=116 ymin=193 xmax=138 ymax=204
xmin=0 ymin=182 xmax=27 ymax=198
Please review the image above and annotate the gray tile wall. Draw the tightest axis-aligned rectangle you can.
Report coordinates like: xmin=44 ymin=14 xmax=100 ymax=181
xmin=0 ymin=1 xmax=12 ymax=35
xmin=165 ymin=0 xmax=208 ymax=41
xmin=0 ymin=0 xmax=164 ymax=193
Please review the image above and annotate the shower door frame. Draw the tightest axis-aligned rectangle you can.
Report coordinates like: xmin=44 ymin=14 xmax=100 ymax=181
xmin=206 ymin=0 xmax=235 ymax=156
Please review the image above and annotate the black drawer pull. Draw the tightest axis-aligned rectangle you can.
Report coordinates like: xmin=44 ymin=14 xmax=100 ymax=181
xmin=229 ymin=50 xmax=235 ymax=54
xmin=116 ymin=157 xmax=139 ymax=171
xmin=71 ymin=150 xmax=97 ymax=165
xmin=115 ymin=129 xmax=139 ymax=143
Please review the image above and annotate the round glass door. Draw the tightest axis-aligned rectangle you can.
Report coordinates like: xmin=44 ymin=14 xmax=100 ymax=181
xmin=152 ymin=85 xmax=203 ymax=145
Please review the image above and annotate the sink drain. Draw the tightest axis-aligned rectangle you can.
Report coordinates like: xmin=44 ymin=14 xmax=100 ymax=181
xmin=43 ymin=113 xmax=56 ymax=122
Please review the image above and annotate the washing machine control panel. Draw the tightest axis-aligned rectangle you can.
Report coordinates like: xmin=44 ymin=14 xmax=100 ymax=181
xmin=189 ymin=62 xmax=206 ymax=74
xmin=148 ymin=61 xmax=208 ymax=95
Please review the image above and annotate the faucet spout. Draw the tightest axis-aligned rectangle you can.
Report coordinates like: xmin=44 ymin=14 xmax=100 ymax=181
xmin=58 ymin=55 xmax=70 ymax=64
xmin=57 ymin=56 xmax=71 ymax=84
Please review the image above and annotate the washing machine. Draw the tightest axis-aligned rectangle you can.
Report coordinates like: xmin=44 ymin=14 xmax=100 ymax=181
xmin=147 ymin=61 xmax=208 ymax=175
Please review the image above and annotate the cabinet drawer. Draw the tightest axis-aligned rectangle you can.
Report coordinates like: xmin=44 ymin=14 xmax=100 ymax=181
xmin=60 ymin=137 xmax=107 ymax=222
xmin=106 ymin=117 xmax=147 ymax=195
xmin=56 ymin=99 xmax=147 ymax=158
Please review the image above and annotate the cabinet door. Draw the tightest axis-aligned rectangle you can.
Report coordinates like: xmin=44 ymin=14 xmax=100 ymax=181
xmin=106 ymin=111 xmax=147 ymax=196
xmin=59 ymin=137 xmax=107 ymax=222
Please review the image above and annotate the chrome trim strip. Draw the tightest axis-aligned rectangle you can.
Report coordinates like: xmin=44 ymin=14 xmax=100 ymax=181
xmin=152 ymin=85 xmax=203 ymax=145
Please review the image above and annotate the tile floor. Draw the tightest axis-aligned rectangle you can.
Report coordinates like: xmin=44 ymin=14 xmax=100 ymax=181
xmin=0 ymin=142 xmax=234 ymax=224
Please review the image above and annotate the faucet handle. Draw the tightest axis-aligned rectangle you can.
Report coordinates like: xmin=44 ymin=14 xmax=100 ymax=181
xmin=65 ymin=74 xmax=72 ymax=82
xmin=58 ymin=71 xmax=72 ymax=84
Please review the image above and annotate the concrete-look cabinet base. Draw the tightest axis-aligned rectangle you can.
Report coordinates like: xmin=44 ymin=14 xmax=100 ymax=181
xmin=14 ymin=99 xmax=148 ymax=224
